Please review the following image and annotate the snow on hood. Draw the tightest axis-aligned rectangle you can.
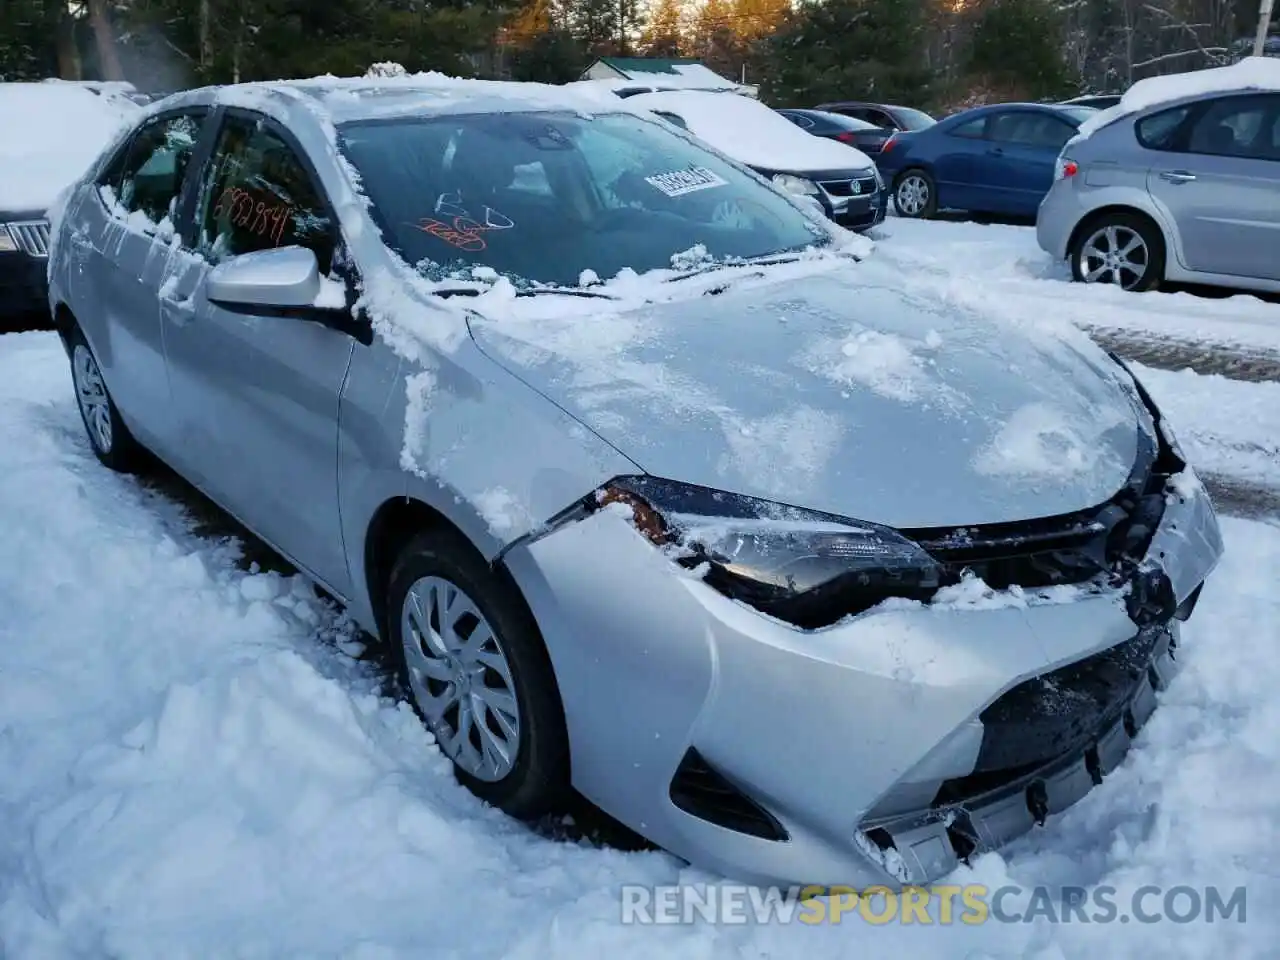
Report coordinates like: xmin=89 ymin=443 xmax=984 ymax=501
xmin=1074 ymin=56 xmax=1280 ymax=141
xmin=465 ymin=254 xmax=1147 ymax=529
xmin=624 ymin=90 xmax=876 ymax=173
xmin=0 ymin=83 xmax=136 ymax=213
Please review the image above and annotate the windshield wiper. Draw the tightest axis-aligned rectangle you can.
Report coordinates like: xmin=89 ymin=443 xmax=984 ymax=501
xmin=432 ymin=285 xmax=616 ymax=300
xmin=665 ymin=253 xmax=805 ymax=284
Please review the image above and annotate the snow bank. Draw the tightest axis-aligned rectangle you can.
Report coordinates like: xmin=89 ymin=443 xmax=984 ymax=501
xmin=1075 ymin=56 xmax=1280 ymax=140
xmin=1 ymin=311 xmax=1279 ymax=956
xmin=0 ymin=83 xmax=136 ymax=213
xmin=624 ymin=90 xmax=876 ymax=172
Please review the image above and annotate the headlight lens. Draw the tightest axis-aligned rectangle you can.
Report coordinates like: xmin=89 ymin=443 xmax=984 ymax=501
xmin=596 ymin=476 xmax=941 ymax=629
xmin=771 ymin=173 xmax=821 ymax=197
xmin=0 ymin=225 xmax=17 ymax=253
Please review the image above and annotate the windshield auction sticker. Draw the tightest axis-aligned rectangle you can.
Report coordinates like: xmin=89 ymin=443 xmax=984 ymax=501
xmin=646 ymin=166 xmax=729 ymax=197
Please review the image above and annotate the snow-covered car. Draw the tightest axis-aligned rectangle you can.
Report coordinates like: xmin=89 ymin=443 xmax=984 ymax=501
xmin=623 ymin=89 xmax=889 ymax=232
xmin=1038 ymin=57 xmax=1280 ymax=294
xmin=0 ymin=81 xmax=135 ymax=324
xmin=47 ymin=76 xmax=1223 ymax=890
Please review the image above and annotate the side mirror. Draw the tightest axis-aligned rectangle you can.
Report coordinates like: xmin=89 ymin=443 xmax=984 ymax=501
xmin=205 ymin=245 xmax=373 ymax=345
xmin=207 ymin=245 xmax=323 ymax=308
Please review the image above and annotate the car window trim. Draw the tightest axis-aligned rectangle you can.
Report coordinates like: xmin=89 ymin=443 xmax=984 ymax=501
xmin=195 ymin=105 xmax=350 ymax=278
xmin=94 ymin=106 xmax=214 ymax=233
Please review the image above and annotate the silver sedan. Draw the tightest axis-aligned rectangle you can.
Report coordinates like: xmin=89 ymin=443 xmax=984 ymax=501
xmin=48 ymin=77 xmax=1223 ymax=889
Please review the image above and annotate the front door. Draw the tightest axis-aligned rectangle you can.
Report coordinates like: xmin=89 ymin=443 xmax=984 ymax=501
xmin=160 ymin=110 xmax=356 ymax=596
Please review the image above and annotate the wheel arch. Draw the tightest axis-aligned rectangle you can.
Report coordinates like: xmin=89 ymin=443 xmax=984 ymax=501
xmin=1067 ymin=204 xmax=1169 ymax=275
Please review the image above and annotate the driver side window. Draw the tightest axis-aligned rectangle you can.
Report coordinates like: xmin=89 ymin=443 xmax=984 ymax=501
xmin=196 ymin=115 xmax=336 ymax=273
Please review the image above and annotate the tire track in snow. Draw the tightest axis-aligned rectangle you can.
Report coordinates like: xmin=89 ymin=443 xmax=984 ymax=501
xmin=1083 ymin=325 xmax=1280 ymax=383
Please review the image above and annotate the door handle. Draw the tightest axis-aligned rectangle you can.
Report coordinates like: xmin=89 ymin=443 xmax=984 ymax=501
xmin=160 ymin=294 xmax=197 ymax=326
xmin=1158 ymin=170 xmax=1196 ymax=184
xmin=988 ymin=146 xmax=1005 ymax=156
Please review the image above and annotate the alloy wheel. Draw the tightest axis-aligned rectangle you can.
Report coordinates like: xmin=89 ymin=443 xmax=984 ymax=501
xmin=1079 ymin=224 xmax=1150 ymax=290
xmin=400 ymin=574 xmax=521 ymax=782
xmin=72 ymin=344 xmax=113 ymax=454
xmin=896 ymin=175 xmax=929 ymax=217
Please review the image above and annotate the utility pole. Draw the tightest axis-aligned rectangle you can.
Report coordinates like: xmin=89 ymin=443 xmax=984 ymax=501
xmin=1256 ymin=0 xmax=1276 ymax=58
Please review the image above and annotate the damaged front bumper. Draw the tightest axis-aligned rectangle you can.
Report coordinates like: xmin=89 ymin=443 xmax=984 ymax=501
xmin=504 ymin=461 xmax=1223 ymax=889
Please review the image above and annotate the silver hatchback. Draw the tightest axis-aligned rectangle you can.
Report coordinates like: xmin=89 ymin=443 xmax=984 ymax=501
xmin=1037 ymin=84 xmax=1280 ymax=294
xmin=48 ymin=78 xmax=1223 ymax=890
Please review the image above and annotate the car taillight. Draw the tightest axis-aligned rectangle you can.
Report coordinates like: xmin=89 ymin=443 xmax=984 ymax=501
xmin=1055 ymin=157 xmax=1078 ymax=180
xmin=882 ymin=134 xmax=898 ymax=153
xmin=835 ymin=131 xmax=855 ymax=143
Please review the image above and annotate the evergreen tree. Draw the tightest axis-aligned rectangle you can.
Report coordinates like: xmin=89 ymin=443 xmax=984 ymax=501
xmin=758 ymin=0 xmax=935 ymax=107
xmin=967 ymin=0 xmax=1071 ymax=100
xmin=640 ymin=0 xmax=686 ymax=56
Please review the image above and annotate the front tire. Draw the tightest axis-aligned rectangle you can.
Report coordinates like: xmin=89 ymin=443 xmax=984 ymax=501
xmin=68 ymin=327 xmax=145 ymax=472
xmin=894 ymin=169 xmax=937 ymax=219
xmin=1070 ymin=212 xmax=1165 ymax=292
xmin=387 ymin=529 xmax=570 ymax=818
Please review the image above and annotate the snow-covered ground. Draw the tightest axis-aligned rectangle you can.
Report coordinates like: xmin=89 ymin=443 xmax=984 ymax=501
xmin=2 ymin=275 xmax=1280 ymax=956
xmin=875 ymin=218 xmax=1280 ymax=359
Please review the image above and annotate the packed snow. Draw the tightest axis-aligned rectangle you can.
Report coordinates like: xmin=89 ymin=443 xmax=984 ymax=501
xmin=1074 ymin=55 xmax=1280 ymax=140
xmin=0 ymin=82 xmax=136 ymax=212
xmin=623 ymin=90 xmax=877 ymax=172
xmin=1 ymin=330 xmax=1278 ymax=958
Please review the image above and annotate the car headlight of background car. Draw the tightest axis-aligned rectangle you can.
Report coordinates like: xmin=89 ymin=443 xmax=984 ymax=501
xmin=579 ymin=475 xmax=942 ymax=629
xmin=0 ymin=225 xmax=17 ymax=253
xmin=771 ymin=173 xmax=822 ymax=197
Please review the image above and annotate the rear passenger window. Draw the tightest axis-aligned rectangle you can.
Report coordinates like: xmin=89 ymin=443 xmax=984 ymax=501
xmin=1184 ymin=94 xmax=1280 ymax=161
xmin=949 ymin=117 xmax=987 ymax=139
xmin=196 ymin=116 xmax=336 ymax=273
xmin=105 ymin=112 xmax=205 ymax=227
xmin=1135 ymin=105 xmax=1191 ymax=151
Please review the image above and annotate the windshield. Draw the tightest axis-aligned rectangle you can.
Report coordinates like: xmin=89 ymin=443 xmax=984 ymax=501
xmin=337 ymin=110 xmax=828 ymax=288
xmin=894 ymin=107 xmax=936 ymax=130
xmin=1058 ymin=106 xmax=1099 ymax=124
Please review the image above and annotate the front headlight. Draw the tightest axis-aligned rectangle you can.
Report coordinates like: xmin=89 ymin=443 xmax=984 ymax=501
xmin=771 ymin=173 xmax=821 ymax=197
xmin=592 ymin=476 xmax=942 ymax=629
xmin=0 ymin=225 xmax=17 ymax=253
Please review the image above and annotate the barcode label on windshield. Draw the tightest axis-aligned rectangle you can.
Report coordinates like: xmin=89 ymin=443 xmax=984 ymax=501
xmin=645 ymin=166 xmax=729 ymax=197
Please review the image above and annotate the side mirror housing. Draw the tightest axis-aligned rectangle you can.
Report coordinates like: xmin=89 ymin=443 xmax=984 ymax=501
xmin=207 ymin=245 xmax=322 ymax=308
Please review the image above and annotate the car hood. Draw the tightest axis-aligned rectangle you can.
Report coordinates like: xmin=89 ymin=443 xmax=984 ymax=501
xmin=467 ymin=265 xmax=1145 ymax=529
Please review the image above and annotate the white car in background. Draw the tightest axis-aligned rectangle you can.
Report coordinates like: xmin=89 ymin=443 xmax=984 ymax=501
xmin=0 ymin=80 xmax=136 ymax=324
xmin=621 ymin=89 xmax=889 ymax=232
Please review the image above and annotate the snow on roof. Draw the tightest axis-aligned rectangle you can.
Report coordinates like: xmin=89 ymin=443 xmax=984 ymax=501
xmin=0 ymin=82 xmax=137 ymax=213
xmin=591 ymin=57 xmax=737 ymax=88
xmin=623 ymin=89 xmax=875 ymax=173
xmin=1074 ymin=56 xmax=1280 ymax=140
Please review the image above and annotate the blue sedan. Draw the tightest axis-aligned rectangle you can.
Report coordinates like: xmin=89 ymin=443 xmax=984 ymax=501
xmin=876 ymin=102 xmax=1097 ymax=219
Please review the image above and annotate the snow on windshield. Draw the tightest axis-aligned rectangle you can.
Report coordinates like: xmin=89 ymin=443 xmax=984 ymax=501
xmin=1075 ymin=55 xmax=1280 ymax=140
xmin=0 ymin=83 xmax=136 ymax=212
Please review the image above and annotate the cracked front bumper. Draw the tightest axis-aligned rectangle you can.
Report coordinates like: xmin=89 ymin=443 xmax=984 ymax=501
xmin=505 ymin=470 xmax=1223 ymax=889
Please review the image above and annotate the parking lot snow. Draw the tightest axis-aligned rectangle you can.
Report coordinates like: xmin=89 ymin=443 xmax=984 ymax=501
xmin=875 ymin=218 xmax=1280 ymax=357
xmin=1 ymin=323 xmax=1279 ymax=958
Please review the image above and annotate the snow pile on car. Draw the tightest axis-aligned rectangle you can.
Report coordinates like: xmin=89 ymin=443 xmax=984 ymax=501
xmin=1074 ymin=55 xmax=1280 ymax=140
xmin=0 ymin=82 xmax=137 ymax=212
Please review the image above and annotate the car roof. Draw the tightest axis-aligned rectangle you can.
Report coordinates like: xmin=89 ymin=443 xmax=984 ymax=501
xmin=145 ymin=76 xmax=625 ymax=127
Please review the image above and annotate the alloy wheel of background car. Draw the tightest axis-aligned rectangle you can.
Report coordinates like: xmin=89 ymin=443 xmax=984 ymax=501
xmin=68 ymin=329 xmax=145 ymax=472
xmin=386 ymin=529 xmax=570 ymax=817
xmin=1071 ymin=213 xmax=1165 ymax=292
xmin=894 ymin=170 xmax=936 ymax=218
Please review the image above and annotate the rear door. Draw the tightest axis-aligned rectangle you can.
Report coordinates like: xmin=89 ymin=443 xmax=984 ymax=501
xmin=160 ymin=110 xmax=357 ymax=595
xmin=70 ymin=109 xmax=209 ymax=448
xmin=1145 ymin=93 xmax=1280 ymax=281
xmin=928 ymin=115 xmax=991 ymax=210
xmin=982 ymin=111 xmax=1077 ymax=214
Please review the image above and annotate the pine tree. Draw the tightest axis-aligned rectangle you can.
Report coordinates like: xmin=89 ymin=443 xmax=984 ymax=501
xmin=640 ymin=0 xmax=686 ymax=56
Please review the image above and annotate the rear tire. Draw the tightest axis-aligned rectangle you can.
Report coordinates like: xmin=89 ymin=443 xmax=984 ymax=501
xmin=1070 ymin=211 xmax=1165 ymax=292
xmin=68 ymin=326 xmax=146 ymax=473
xmin=386 ymin=528 xmax=570 ymax=819
xmin=894 ymin=169 xmax=937 ymax=219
